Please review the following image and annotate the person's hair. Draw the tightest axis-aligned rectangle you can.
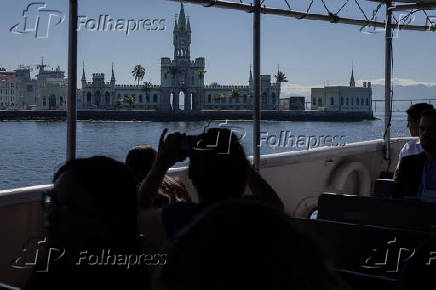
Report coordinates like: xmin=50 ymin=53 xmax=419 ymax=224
xmin=125 ymin=144 xmax=157 ymax=183
xmin=420 ymin=108 xmax=436 ymax=121
xmin=407 ymin=103 xmax=434 ymax=123
xmin=188 ymin=128 xmax=249 ymax=203
xmin=154 ymin=176 xmax=191 ymax=207
xmin=53 ymin=156 xmax=138 ymax=240
xmin=154 ymin=200 xmax=345 ymax=290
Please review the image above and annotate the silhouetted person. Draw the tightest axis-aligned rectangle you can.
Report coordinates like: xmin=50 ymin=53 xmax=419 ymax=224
xmin=396 ymin=109 xmax=436 ymax=201
xmin=394 ymin=103 xmax=434 ymax=177
xmin=126 ymin=144 xmax=191 ymax=207
xmin=153 ymin=199 xmax=346 ymax=290
xmin=138 ymin=128 xmax=283 ymax=245
xmin=25 ymin=156 xmax=151 ymax=290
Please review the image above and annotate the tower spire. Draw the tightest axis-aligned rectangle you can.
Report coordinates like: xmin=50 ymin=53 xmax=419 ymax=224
xmin=178 ymin=2 xmax=186 ymax=30
xmin=81 ymin=61 xmax=86 ymax=82
xmin=349 ymin=62 xmax=355 ymax=87
xmin=249 ymin=64 xmax=253 ymax=82
xmin=111 ymin=62 xmax=115 ymax=83
xmin=187 ymin=16 xmax=191 ymax=32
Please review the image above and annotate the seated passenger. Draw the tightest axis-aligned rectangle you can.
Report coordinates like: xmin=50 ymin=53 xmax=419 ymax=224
xmin=153 ymin=200 xmax=346 ymax=290
xmin=396 ymin=109 xmax=436 ymax=202
xmin=126 ymin=144 xmax=191 ymax=207
xmin=394 ymin=103 xmax=434 ymax=178
xmin=137 ymin=128 xmax=284 ymax=245
xmin=25 ymin=156 xmax=150 ymax=290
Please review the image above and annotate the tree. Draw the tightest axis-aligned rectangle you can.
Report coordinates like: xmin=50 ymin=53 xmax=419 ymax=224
xmin=274 ymin=71 xmax=288 ymax=83
xmin=143 ymin=81 xmax=152 ymax=104
xmin=124 ymin=95 xmax=136 ymax=109
xmin=197 ymin=69 xmax=206 ymax=79
xmin=132 ymin=65 xmax=145 ymax=85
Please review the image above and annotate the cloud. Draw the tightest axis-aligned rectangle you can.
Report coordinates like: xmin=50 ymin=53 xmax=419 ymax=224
xmin=363 ymin=78 xmax=436 ymax=87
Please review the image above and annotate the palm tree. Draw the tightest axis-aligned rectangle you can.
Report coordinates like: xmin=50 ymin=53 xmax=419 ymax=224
xmin=132 ymin=65 xmax=145 ymax=85
xmin=197 ymin=69 xmax=206 ymax=79
xmin=143 ymin=81 xmax=152 ymax=105
xmin=274 ymin=71 xmax=288 ymax=83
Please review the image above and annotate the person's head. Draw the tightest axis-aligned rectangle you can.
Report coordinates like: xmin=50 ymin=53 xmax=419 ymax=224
xmin=419 ymin=108 xmax=436 ymax=153
xmin=188 ymin=128 xmax=249 ymax=203
xmin=125 ymin=144 xmax=157 ymax=184
xmin=154 ymin=176 xmax=191 ymax=207
xmin=406 ymin=103 xmax=434 ymax=137
xmin=153 ymin=200 xmax=344 ymax=290
xmin=46 ymin=156 xmax=138 ymax=250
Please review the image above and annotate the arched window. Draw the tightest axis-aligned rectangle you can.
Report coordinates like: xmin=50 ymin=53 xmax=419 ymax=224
xmin=153 ymin=94 xmax=158 ymax=103
xmin=313 ymin=98 xmax=316 ymax=105
xmin=59 ymin=96 xmax=63 ymax=106
xmin=87 ymin=92 xmax=91 ymax=103
xmin=356 ymin=98 xmax=359 ymax=106
xmin=341 ymin=97 xmax=344 ymax=105
xmin=346 ymin=97 xmax=349 ymax=105
xmin=244 ymin=94 xmax=248 ymax=103
xmin=43 ymin=96 xmax=46 ymax=106
xmin=318 ymin=97 xmax=322 ymax=106
xmin=105 ymin=92 xmax=110 ymax=104
xmin=271 ymin=93 xmax=275 ymax=104
xmin=330 ymin=97 xmax=334 ymax=105
xmin=139 ymin=95 xmax=143 ymax=103
xmin=366 ymin=97 xmax=369 ymax=106
xmin=351 ymin=98 xmax=354 ymax=106
xmin=262 ymin=92 xmax=267 ymax=104
xmin=208 ymin=94 xmax=212 ymax=103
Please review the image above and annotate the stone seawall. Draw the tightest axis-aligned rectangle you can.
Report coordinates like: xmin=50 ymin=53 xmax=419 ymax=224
xmin=0 ymin=110 xmax=374 ymax=121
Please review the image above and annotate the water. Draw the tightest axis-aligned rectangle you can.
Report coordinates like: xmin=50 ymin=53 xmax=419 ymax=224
xmin=0 ymin=112 xmax=409 ymax=190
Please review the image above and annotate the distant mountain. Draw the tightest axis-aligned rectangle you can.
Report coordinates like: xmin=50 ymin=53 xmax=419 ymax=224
xmin=371 ymin=84 xmax=436 ymax=100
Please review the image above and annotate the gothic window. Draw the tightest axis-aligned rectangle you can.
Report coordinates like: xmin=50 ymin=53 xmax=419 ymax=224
xmin=330 ymin=97 xmax=334 ymax=105
xmin=153 ymin=94 xmax=158 ymax=103
xmin=346 ymin=97 xmax=349 ymax=105
xmin=87 ymin=92 xmax=91 ymax=103
xmin=192 ymin=76 xmax=194 ymax=84
xmin=105 ymin=92 xmax=110 ymax=104
xmin=262 ymin=92 xmax=267 ymax=104
xmin=352 ymin=98 xmax=354 ymax=106
xmin=60 ymin=96 xmax=63 ymax=106
xmin=164 ymin=73 xmax=167 ymax=79
xmin=318 ymin=97 xmax=322 ymax=106
xmin=361 ymin=97 xmax=364 ymax=106
xmin=139 ymin=95 xmax=143 ymax=103
xmin=312 ymin=98 xmax=316 ymax=105
xmin=356 ymin=98 xmax=359 ymax=106
xmin=366 ymin=97 xmax=369 ymax=106
xmin=208 ymin=94 xmax=211 ymax=103
xmin=271 ymin=93 xmax=276 ymax=104
xmin=244 ymin=95 xmax=247 ymax=103
xmin=146 ymin=95 xmax=150 ymax=103
xmin=341 ymin=97 xmax=344 ymax=105
xmin=43 ymin=97 xmax=46 ymax=106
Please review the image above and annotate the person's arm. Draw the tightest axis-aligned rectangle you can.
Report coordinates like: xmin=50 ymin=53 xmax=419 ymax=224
xmin=246 ymin=164 xmax=284 ymax=211
xmin=138 ymin=129 xmax=186 ymax=208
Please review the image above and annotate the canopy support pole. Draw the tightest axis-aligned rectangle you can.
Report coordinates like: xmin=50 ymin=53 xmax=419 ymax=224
xmin=384 ymin=0 xmax=392 ymax=163
xmin=67 ymin=0 xmax=78 ymax=161
xmin=253 ymin=0 xmax=261 ymax=171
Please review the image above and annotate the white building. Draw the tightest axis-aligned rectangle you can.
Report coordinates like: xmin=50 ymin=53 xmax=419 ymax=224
xmin=0 ymin=75 xmax=23 ymax=110
xmin=311 ymin=69 xmax=372 ymax=112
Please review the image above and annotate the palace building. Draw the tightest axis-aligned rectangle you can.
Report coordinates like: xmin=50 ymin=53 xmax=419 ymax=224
xmin=81 ymin=3 xmax=281 ymax=111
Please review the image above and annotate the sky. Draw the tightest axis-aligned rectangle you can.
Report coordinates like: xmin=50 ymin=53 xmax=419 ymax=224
xmin=1 ymin=0 xmax=436 ymax=97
